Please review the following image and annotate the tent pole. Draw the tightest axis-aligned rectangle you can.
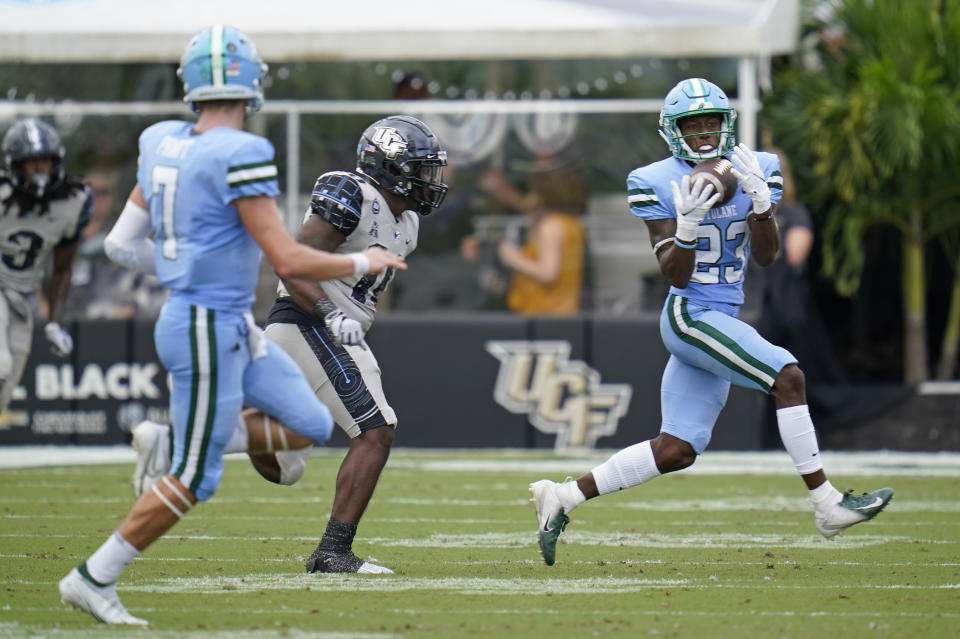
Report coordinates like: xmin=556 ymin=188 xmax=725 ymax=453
xmin=737 ymin=56 xmax=758 ymax=150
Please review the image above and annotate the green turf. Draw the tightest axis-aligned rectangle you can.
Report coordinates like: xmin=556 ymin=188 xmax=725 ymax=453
xmin=1 ymin=449 xmax=957 ymax=638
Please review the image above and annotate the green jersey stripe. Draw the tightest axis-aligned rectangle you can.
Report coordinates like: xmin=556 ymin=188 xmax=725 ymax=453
xmin=227 ymin=164 xmax=277 ymax=185
xmin=628 ymin=193 xmax=659 ymax=204
xmin=175 ymin=306 xmax=202 ymax=479
xmin=190 ymin=308 xmax=218 ymax=495
xmin=668 ymin=295 xmax=777 ymax=391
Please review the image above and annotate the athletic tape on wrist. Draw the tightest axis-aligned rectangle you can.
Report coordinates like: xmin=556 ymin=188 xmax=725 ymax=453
xmin=348 ymin=252 xmax=370 ymax=277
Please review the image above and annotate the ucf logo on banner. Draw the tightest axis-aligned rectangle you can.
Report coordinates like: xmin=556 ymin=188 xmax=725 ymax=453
xmin=486 ymin=340 xmax=632 ymax=452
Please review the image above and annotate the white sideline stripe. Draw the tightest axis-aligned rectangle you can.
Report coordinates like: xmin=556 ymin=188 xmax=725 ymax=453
xmin=0 ymin=531 xmax=945 ymax=549
xmin=2 ymin=448 xmax=959 ymax=477
xmin=1 ymin=492 xmax=957 ymax=513
xmin=0 ymin=623 xmax=397 ymax=639
xmin=361 ymin=531 xmax=923 ymax=549
xmin=114 ymin=574 xmax=960 ymax=595
xmin=6 ymin=552 xmax=959 ymax=568
xmin=7 ymin=530 xmax=912 ymax=548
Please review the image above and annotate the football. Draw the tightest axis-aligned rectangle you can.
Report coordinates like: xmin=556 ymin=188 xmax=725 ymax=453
xmin=690 ymin=157 xmax=739 ymax=205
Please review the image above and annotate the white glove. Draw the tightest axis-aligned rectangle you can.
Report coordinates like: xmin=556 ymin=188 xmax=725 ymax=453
xmin=243 ymin=313 xmax=267 ymax=361
xmin=324 ymin=310 xmax=366 ymax=348
xmin=671 ymin=173 xmax=720 ymax=244
xmin=44 ymin=322 xmax=73 ymax=357
xmin=729 ymin=143 xmax=771 ymax=214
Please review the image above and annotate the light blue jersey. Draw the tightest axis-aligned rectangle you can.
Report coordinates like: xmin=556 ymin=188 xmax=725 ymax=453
xmin=626 ymin=152 xmax=790 ymax=453
xmin=137 ymin=120 xmax=332 ymax=501
xmin=137 ymin=121 xmax=279 ymax=312
xmin=627 ymin=153 xmax=783 ymax=307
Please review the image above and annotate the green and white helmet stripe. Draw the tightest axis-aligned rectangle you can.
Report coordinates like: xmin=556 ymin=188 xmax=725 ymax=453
xmin=209 ymin=24 xmax=225 ymax=89
xmin=178 ymin=24 xmax=267 ymax=113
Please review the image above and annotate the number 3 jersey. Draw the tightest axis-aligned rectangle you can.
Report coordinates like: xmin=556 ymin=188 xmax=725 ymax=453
xmin=136 ymin=120 xmax=279 ymax=312
xmin=0 ymin=176 xmax=92 ymax=294
xmin=627 ymin=153 xmax=782 ymax=308
xmin=271 ymin=171 xmax=418 ymax=332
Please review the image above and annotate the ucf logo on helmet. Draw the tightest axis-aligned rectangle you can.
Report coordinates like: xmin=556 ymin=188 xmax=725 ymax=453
xmin=370 ymin=126 xmax=407 ymax=159
xmin=486 ymin=341 xmax=632 ymax=452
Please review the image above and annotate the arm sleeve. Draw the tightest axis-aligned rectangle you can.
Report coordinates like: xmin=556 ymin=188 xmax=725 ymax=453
xmin=104 ymin=199 xmax=157 ymax=274
xmin=308 ymin=172 xmax=365 ymax=237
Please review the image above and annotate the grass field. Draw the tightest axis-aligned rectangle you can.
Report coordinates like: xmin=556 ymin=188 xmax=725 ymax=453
xmin=1 ymin=448 xmax=958 ymax=638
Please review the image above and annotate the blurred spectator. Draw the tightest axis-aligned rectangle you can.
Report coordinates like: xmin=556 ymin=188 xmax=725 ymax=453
xmin=484 ymin=164 xmax=586 ymax=315
xmin=751 ymin=150 xmax=846 ymax=447
xmin=64 ymin=169 xmax=166 ymax=320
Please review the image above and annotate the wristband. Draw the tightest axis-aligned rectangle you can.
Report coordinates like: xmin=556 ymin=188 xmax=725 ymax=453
xmin=653 ymin=237 xmax=674 ymax=254
xmin=673 ymin=237 xmax=697 ymax=250
xmin=347 ymin=252 xmax=370 ymax=277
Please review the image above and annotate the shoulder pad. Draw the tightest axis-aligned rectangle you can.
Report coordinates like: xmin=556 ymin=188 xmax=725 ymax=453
xmin=309 ymin=172 xmax=364 ymax=236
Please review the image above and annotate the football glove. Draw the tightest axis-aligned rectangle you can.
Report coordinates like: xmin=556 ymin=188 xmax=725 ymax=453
xmin=671 ymin=173 xmax=720 ymax=243
xmin=44 ymin=322 xmax=73 ymax=357
xmin=729 ymin=143 xmax=771 ymax=214
xmin=324 ymin=310 xmax=365 ymax=348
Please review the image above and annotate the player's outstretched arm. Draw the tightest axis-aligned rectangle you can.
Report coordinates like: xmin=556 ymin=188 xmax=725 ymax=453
xmin=236 ymin=196 xmax=406 ymax=281
xmin=104 ymin=185 xmax=157 ymax=274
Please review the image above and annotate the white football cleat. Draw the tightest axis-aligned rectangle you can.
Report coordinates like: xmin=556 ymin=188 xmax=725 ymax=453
xmin=357 ymin=559 xmax=395 ymax=574
xmin=815 ymin=487 xmax=894 ymax=538
xmin=59 ymin=568 xmax=147 ymax=625
xmin=132 ymin=420 xmax=171 ymax=497
xmin=529 ymin=479 xmax=570 ymax=566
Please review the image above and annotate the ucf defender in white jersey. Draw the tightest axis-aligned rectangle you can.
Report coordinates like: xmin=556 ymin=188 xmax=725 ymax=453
xmin=274 ymin=170 xmax=419 ymax=337
xmin=264 ymin=115 xmax=447 ymax=574
xmin=0 ymin=118 xmax=91 ymax=411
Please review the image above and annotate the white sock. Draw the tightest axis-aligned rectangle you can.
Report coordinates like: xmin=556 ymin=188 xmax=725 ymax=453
xmin=809 ymin=479 xmax=843 ymax=510
xmin=776 ymin=405 xmax=824 ymax=475
xmin=224 ymin=414 xmax=249 ymax=454
xmin=591 ymin=440 xmax=661 ymax=496
xmin=555 ymin=480 xmax=586 ymax=514
xmin=84 ymin=531 xmax=140 ymax=585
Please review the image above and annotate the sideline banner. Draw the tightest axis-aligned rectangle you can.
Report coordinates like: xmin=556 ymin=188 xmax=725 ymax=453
xmin=0 ymin=315 xmax=765 ymax=450
xmin=0 ymin=320 xmax=169 ymax=445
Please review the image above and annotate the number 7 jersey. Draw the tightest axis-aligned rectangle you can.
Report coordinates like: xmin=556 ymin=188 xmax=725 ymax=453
xmin=136 ymin=120 xmax=279 ymax=312
xmin=626 ymin=153 xmax=782 ymax=307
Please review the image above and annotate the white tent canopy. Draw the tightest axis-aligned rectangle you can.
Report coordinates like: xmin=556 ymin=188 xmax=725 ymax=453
xmin=0 ymin=0 xmax=799 ymax=62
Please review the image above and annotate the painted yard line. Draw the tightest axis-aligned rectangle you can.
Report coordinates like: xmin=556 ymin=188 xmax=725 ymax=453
xmin=11 ymin=607 xmax=960 ymax=620
xmin=3 ymin=447 xmax=959 ymax=477
xmin=365 ymin=531 xmax=926 ymax=548
xmin=0 ymin=624 xmax=396 ymax=639
xmin=102 ymin=574 xmax=960 ymax=595
xmin=6 ymin=551 xmax=957 ymax=569
xmin=0 ymin=531 xmax=929 ymax=549
xmin=3 ymin=494 xmax=959 ymax=514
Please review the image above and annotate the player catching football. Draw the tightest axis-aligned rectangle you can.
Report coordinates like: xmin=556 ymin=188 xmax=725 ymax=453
xmin=529 ymin=77 xmax=894 ymax=566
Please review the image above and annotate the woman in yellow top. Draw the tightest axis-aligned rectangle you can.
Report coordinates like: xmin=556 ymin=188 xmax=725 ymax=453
xmin=494 ymin=169 xmax=586 ymax=315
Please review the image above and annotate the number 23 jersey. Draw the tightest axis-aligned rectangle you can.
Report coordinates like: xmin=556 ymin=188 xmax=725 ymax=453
xmin=277 ymin=171 xmax=418 ymax=332
xmin=627 ymin=153 xmax=782 ymax=307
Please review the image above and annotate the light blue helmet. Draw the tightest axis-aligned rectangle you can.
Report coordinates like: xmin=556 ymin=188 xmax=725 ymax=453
xmin=658 ymin=78 xmax=737 ymax=161
xmin=176 ymin=24 xmax=268 ymax=113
